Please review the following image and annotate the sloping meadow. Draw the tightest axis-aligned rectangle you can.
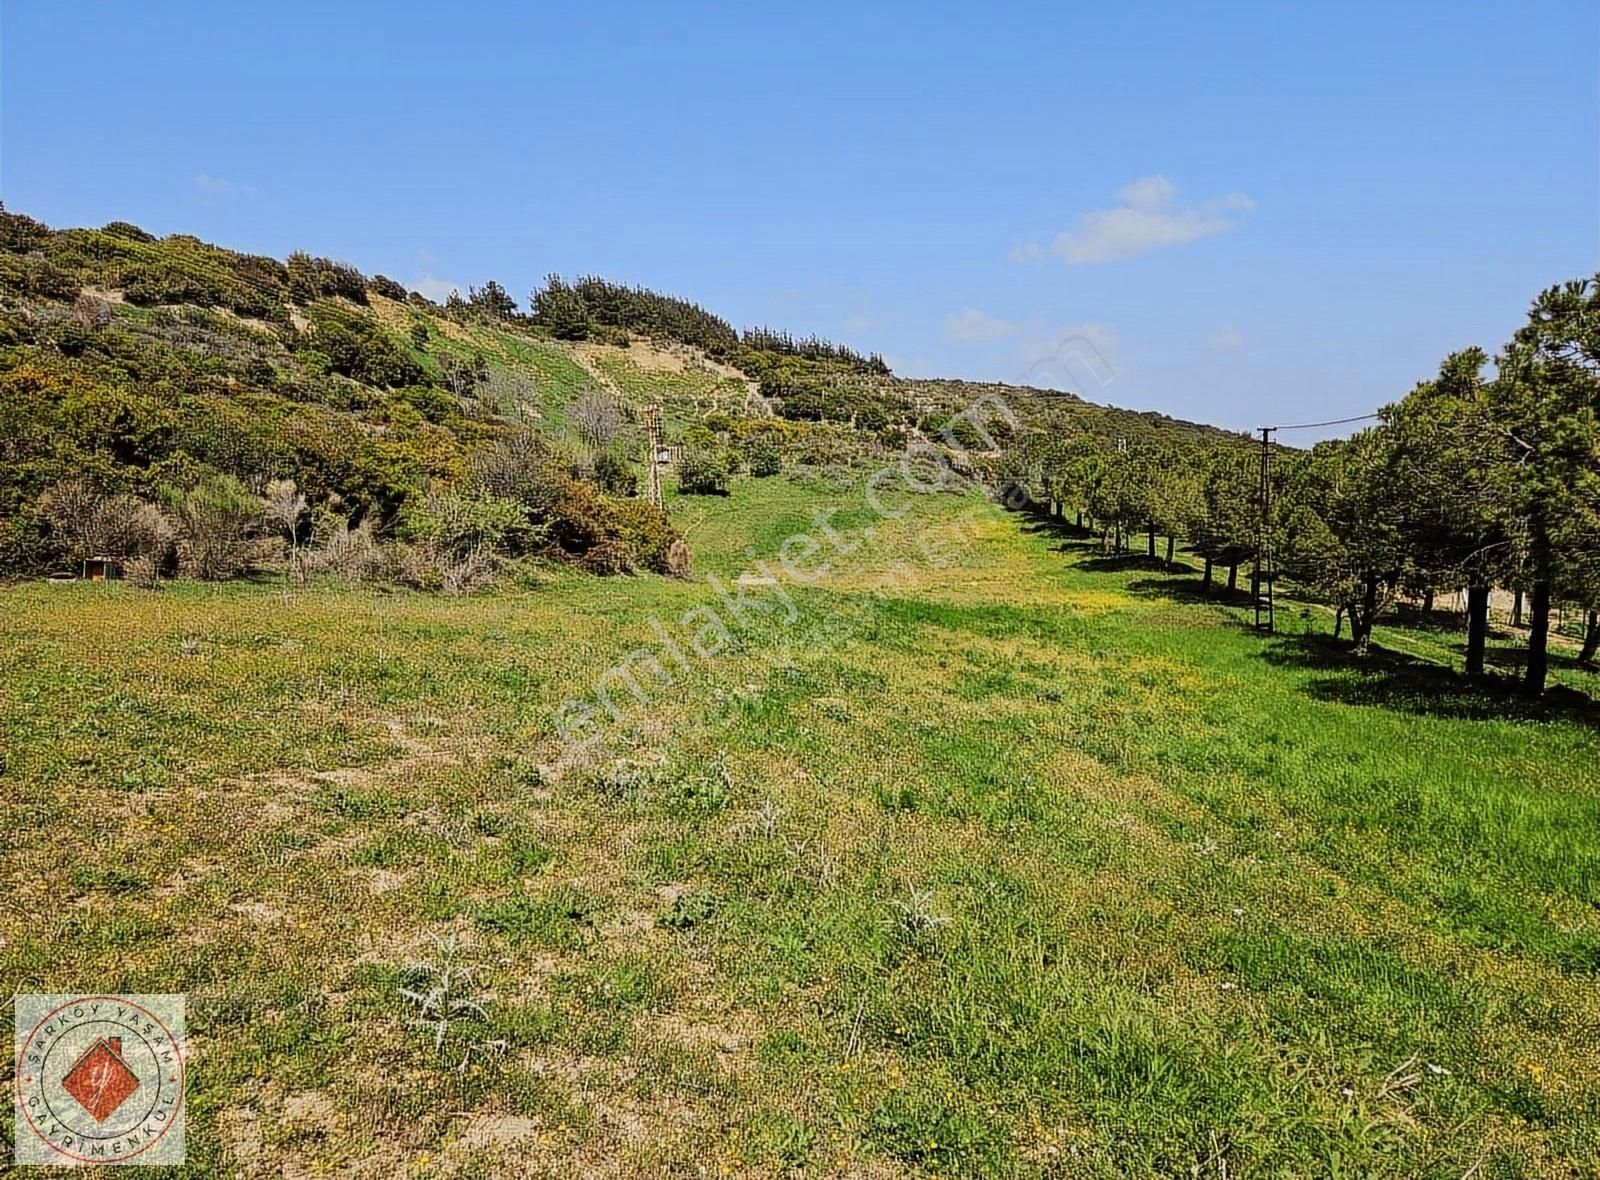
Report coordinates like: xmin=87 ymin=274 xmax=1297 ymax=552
xmin=2 ymin=475 xmax=1597 ymax=1176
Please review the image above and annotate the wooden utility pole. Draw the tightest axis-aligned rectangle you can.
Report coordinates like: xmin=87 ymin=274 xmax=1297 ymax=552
xmin=642 ymin=403 xmax=664 ymax=508
xmin=1254 ymin=426 xmax=1276 ymax=633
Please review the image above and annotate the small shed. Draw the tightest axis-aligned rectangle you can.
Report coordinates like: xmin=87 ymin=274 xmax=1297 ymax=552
xmin=83 ymin=556 xmax=123 ymax=582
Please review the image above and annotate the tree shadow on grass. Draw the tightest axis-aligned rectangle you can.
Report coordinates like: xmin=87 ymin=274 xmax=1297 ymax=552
xmin=1016 ymin=512 xmax=1094 ymax=547
xmin=1125 ymin=572 xmax=1259 ymax=609
xmin=1260 ymin=632 xmax=1600 ymax=725
xmin=1077 ymin=553 xmax=1175 ymax=575
xmin=1001 ymin=502 xmax=1600 ymax=720
xmin=1383 ymin=606 xmax=1479 ymax=636
xmin=1480 ymin=641 xmax=1600 ymax=683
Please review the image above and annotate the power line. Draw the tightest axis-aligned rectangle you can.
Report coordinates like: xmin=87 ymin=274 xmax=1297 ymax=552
xmin=1265 ymin=412 xmax=1383 ymax=432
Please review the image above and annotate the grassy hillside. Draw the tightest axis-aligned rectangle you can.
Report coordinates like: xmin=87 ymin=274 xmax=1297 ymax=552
xmin=0 ymin=210 xmax=1250 ymax=578
xmin=3 ymin=474 xmax=1596 ymax=1177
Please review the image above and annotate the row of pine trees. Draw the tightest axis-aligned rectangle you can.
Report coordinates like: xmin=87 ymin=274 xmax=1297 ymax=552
xmin=1002 ymin=276 xmax=1600 ymax=696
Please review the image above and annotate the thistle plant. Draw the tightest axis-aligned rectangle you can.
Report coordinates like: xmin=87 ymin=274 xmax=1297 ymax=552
xmin=398 ymin=933 xmax=507 ymax=1073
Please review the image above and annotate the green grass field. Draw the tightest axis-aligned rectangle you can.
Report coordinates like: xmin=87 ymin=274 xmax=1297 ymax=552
xmin=3 ymin=476 xmax=1598 ymax=1178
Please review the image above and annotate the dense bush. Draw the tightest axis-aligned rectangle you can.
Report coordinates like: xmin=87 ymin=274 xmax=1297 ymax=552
xmin=369 ymin=274 xmax=408 ymax=301
xmin=678 ymin=447 xmax=731 ymax=495
xmin=744 ymin=436 xmax=782 ymax=477
xmin=0 ymin=209 xmax=50 ymax=253
xmin=7 ymin=252 xmax=80 ymax=300
xmin=286 ymin=252 xmax=367 ymax=305
xmin=120 ymin=262 xmax=224 ymax=308
xmin=598 ymin=497 xmax=688 ymax=575
xmin=406 ymin=490 xmax=536 ymax=559
xmin=162 ymin=474 xmax=258 ymax=580
xmin=309 ymin=321 xmax=424 ymax=388
xmin=37 ymin=480 xmax=163 ymax=564
xmin=102 ymin=221 xmax=156 ymax=243
xmin=527 ymin=464 xmax=685 ymax=574
xmin=593 ymin=450 xmax=638 ymax=496
xmin=463 ymin=433 xmax=687 ymax=575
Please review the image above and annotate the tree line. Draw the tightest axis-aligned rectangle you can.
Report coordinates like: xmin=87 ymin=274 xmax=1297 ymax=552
xmin=1000 ymin=276 xmax=1600 ymax=697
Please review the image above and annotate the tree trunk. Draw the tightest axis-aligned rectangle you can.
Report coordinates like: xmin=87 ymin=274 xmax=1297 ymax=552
xmin=1147 ymin=525 xmax=1156 ymax=557
xmin=1353 ymin=573 xmax=1379 ymax=656
xmin=1333 ymin=607 xmax=1344 ymax=639
xmin=1164 ymin=535 xmax=1175 ymax=568
xmin=1524 ymin=580 xmax=1551 ymax=696
xmin=1422 ymin=588 xmax=1434 ymax=614
xmin=1202 ymin=557 xmax=1213 ymax=594
xmin=1250 ymin=566 xmax=1260 ymax=600
xmin=1464 ymin=583 xmax=1490 ymax=676
xmin=1512 ymin=589 xmax=1523 ymax=628
xmin=1227 ymin=563 xmax=1238 ymax=593
xmin=1075 ymin=511 xmax=1083 ymax=529
xmin=1580 ymin=611 xmax=1599 ymax=667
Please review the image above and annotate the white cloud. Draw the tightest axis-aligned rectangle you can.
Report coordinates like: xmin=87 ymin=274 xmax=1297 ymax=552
xmin=1016 ymin=176 xmax=1254 ymax=265
xmin=409 ymin=273 xmax=463 ymax=303
xmin=942 ymin=307 xmax=1018 ymax=343
xmin=1118 ymin=175 xmax=1176 ymax=210
xmin=194 ymin=174 xmax=257 ymax=198
xmin=1209 ymin=326 xmax=1246 ymax=351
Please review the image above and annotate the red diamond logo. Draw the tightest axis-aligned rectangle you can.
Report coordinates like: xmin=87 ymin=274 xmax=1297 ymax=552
xmin=62 ymin=1037 xmax=140 ymax=1123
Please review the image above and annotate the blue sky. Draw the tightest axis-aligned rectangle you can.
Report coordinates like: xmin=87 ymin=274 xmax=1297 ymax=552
xmin=3 ymin=1 xmax=1594 ymax=437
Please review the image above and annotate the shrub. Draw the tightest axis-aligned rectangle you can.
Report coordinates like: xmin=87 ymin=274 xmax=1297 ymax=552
xmin=244 ymin=358 xmax=277 ymax=388
xmin=72 ymin=292 xmax=112 ymax=331
xmin=465 ymin=432 xmax=553 ymax=504
xmin=0 ymin=210 xmax=50 ymax=253
xmin=286 ymin=251 xmax=367 ymax=304
xmin=678 ymin=448 xmax=730 ymax=496
xmin=396 ymin=385 xmax=459 ymax=424
xmin=438 ymin=353 xmax=488 ymax=399
xmin=407 ymin=490 xmax=535 ymax=560
xmin=572 ymin=389 xmax=621 ymax=450
xmin=441 ymin=549 xmax=499 ymax=596
xmin=0 ymin=510 xmax=51 ymax=576
xmin=314 ymin=323 xmax=423 ymax=388
xmin=38 ymin=480 xmax=172 ymax=567
xmin=46 ymin=321 xmax=95 ymax=357
xmin=605 ymin=498 xmax=688 ymax=575
xmin=120 ymin=262 xmax=224 ymax=308
xmin=18 ymin=252 xmax=79 ymax=300
xmin=855 ymin=402 xmax=888 ymax=432
xmin=302 ymin=520 xmax=383 ymax=582
xmin=592 ymin=450 xmax=637 ymax=497
xmin=529 ymin=467 xmax=686 ymax=575
xmin=369 ymin=274 xmax=408 ymax=301
xmin=125 ymin=552 xmax=165 ymax=589
xmin=162 ymin=474 xmax=258 ymax=580
xmin=102 ymin=220 xmax=156 ymax=243
xmin=744 ymin=437 xmax=782 ymax=477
